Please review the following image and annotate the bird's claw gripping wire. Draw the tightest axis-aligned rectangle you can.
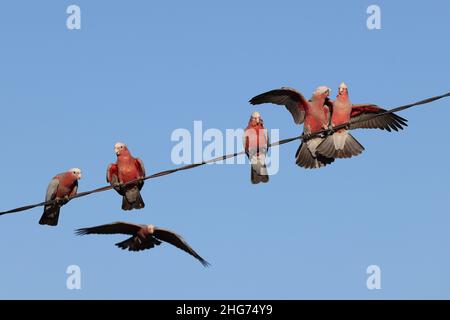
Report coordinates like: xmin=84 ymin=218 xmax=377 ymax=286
xmin=327 ymin=125 xmax=335 ymax=135
xmin=56 ymin=195 xmax=70 ymax=206
xmin=302 ymin=133 xmax=312 ymax=141
xmin=113 ymin=182 xmax=124 ymax=193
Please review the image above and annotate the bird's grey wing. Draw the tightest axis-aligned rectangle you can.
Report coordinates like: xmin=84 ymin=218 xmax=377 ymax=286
xmin=324 ymin=98 xmax=334 ymax=125
xmin=75 ymin=222 xmax=143 ymax=236
xmin=349 ymin=104 xmax=408 ymax=132
xmin=154 ymin=228 xmax=210 ymax=267
xmin=106 ymin=163 xmax=119 ymax=184
xmin=249 ymin=87 xmax=308 ymax=125
xmin=136 ymin=158 xmax=146 ymax=177
xmin=45 ymin=178 xmax=60 ymax=202
xmin=69 ymin=181 xmax=78 ymax=197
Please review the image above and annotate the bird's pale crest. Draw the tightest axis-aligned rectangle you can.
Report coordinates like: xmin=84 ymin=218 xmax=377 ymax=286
xmin=69 ymin=168 xmax=82 ymax=179
xmin=339 ymin=82 xmax=348 ymax=89
xmin=146 ymin=224 xmax=155 ymax=234
xmin=114 ymin=142 xmax=127 ymax=155
xmin=251 ymin=111 xmax=261 ymax=119
xmin=315 ymin=86 xmax=331 ymax=95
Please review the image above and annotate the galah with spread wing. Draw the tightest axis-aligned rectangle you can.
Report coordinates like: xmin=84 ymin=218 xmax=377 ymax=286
xmin=75 ymin=222 xmax=210 ymax=267
xmin=107 ymin=142 xmax=146 ymax=211
xmin=316 ymin=82 xmax=408 ymax=158
xmin=39 ymin=168 xmax=81 ymax=226
xmin=243 ymin=111 xmax=269 ymax=184
xmin=250 ymin=86 xmax=335 ymax=169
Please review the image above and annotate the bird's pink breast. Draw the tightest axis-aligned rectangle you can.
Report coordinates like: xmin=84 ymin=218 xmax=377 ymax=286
xmin=245 ymin=125 xmax=267 ymax=150
xmin=117 ymin=158 xmax=139 ymax=183
xmin=304 ymin=105 xmax=328 ymax=133
xmin=332 ymin=99 xmax=352 ymax=126
xmin=56 ymin=173 xmax=77 ymax=197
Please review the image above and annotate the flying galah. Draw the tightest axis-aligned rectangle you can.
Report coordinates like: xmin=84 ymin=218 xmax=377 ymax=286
xmin=107 ymin=142 xmax=146 ymax=211
xmin=243 ymin=111 xmax=269 ymax=184
xmin=39 ymin=168 xmax=82 ymax=226
xmin=250 ymin=86 xmax=335 ymax=169
xmin=76 ymin=222 xmax=210 ymax=267
xmin=316 ymin=82 xmax=408 ymax=158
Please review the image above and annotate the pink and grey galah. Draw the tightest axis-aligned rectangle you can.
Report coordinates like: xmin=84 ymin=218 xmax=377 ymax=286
xmin=107 ymin=142 xmax=146 ymax=211
xmin=250 ymin=86 xmax=335 ymax=169
xmin=243 ymin=111 xmax=269 ymax=184
xmin=316 ymin=82 xmax=408 ymax=159
xmin=39 ymin=168 xmax=81 ymax=226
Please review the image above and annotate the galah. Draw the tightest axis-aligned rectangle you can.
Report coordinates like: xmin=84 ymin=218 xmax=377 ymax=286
xmin=250 ymin=86 xmax=335 ymax=169
xmin=39 ymin=168 xmax=81 ymax=226
xmin=76 ymin=222 xmax=210 ymax=267
xmin=107 ymin=142 xmax=146 ymax=211
xmin=243 ymin=111 xmax=269 ymax=184
xmin=316 ymin=82 xmax=408 ymax=158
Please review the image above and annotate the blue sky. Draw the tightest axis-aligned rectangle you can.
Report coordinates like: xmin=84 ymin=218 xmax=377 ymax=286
xmin=0 ymin=0 xmax=449 ymax=299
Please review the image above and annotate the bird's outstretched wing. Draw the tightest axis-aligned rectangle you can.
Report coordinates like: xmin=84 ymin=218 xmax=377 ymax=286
xmin=153 ymin=228 xmax=210 ymax=267
xmin=249 ymin=87 xmax=309 ymax=125
xmin=75 ymin=222 xmax=143 ymax=236
xmin=349 ymin=104 xmax=408 ymax=131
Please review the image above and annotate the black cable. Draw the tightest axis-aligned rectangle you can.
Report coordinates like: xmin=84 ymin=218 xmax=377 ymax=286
xmin=0 ymin=92 xmax=448 ymax=216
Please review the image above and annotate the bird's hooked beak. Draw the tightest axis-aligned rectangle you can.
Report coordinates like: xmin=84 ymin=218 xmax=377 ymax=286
xmin=115 ymin=147 xmax=121 ymax=156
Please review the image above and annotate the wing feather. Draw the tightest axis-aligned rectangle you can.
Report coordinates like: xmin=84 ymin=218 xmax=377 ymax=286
xmin=249 ymin=87 xmax=309 ymax=125
xmin=107 ymin=163 xmax=119 ymax=184
xmin=45 ymin=178 xmax=60 ymax=202
xmin=154 ymin=228 xmax=210 ymax=267
xmin=349 ymin=104 xmax=408 ymax=131
xmin=75 ymin=222 xmax=143 ymax=236
xmin=135 ymin=158 xmax=146 ymax=177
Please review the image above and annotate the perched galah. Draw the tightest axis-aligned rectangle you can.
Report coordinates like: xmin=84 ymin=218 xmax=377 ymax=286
xmin=39 ymin=168 xmax=82 ymax=226
xmin=316 ymin=82 xmax=408 ymax=159
xmin=107 ymin=142 xmax=146 ymax=211
xmin=250 ymin=86 xmax=335 ymax=169
xmin=76 ymin=222 xmax=210 ymax=267
xmin=243 ymin=111 xmax=269 ymax=184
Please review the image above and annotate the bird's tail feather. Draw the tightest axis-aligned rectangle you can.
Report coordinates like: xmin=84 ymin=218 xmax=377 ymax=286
xmin=295 ymin=139 xmax=334 ymax=169
xmin=250 ymin=155 xmax=269 ymax=184
xmin=122 ymin=187 xmax=145 ymax=211
xmin=115 ymin=236 xmax=159 ymax=251
xmin=39 ymin=205 xmax=61 ymax=226
xmin=317 ymin=131 xmax=364 ymax=159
